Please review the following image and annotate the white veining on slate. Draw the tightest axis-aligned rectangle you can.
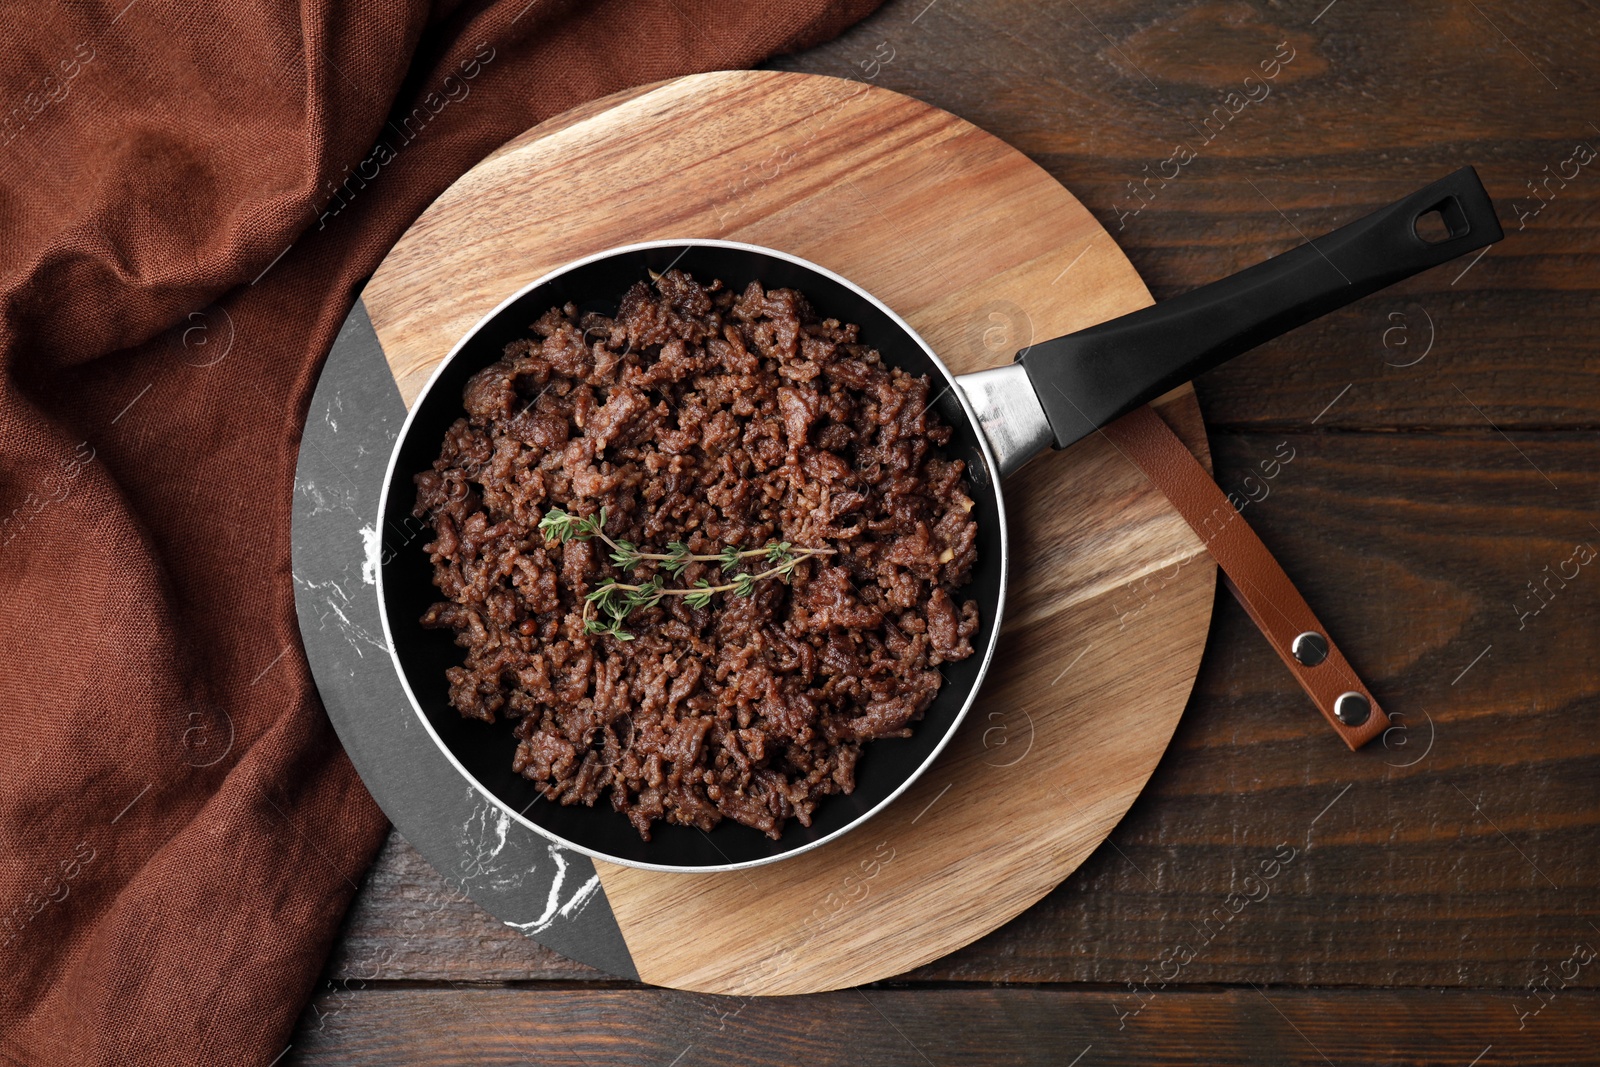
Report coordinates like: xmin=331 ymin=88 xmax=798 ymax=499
xmin=502 ymin=844 xmax=602 ymax=934
xmin=359 ymin=522 xmax=382 ymax=585
xmin=293 ymin=571 xmax=390 ymax=657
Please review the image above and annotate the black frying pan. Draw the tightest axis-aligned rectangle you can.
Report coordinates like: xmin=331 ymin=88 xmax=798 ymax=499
xmin=377 ymin=167 xmax=1501 ymax=871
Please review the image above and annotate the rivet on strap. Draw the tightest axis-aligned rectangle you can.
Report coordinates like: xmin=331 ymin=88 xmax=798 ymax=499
xmin=1102 ymin=404 xmax=1390 ymax=751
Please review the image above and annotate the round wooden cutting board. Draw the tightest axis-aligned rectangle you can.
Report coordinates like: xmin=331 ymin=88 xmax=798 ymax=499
xmin=362 ymin=69 xmax=1216 ymax=995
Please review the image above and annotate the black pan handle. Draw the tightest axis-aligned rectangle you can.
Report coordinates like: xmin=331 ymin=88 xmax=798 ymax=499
xmin=1018 ymin=167 xmax=1503 ymax=448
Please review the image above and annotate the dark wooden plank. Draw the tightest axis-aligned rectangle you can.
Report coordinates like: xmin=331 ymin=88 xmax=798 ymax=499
xmin=911 ymin=427 xmax=1600 ymax=984
xmin=767 ymin=0 xmax=1600 ymax=430
xmin=302 ymin=0 xmax=1600 ymax=1058
xmin=284 ymin=987 xmax=1600 ymax=1065
xmin=332 ymin=430 xmax=1600 ymax=986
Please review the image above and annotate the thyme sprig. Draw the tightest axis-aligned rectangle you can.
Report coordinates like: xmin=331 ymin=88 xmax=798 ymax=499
xmin=537 ymin=506 xmax=832 ymax=640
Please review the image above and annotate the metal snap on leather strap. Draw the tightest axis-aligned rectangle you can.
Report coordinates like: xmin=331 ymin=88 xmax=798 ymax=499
xmin=1334 ymin=691 xmax=1372 ymax=727
xmin=1291 ymin=631 xmax=1329 ymax=667
xmin=1102 ymin=404 xmax=1390 ymax=750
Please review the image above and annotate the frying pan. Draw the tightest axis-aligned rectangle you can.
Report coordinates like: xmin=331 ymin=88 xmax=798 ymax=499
xmin=377 ymin=167 xmax=1501 ymax=872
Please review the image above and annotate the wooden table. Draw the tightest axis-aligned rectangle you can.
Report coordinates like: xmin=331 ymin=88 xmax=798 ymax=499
xmin=286 ymin=1 xmax=1600 ymax=1062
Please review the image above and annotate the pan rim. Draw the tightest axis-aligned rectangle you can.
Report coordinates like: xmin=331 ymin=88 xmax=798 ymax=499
xmin=375 ymin=237 xmax=1010 ymax=873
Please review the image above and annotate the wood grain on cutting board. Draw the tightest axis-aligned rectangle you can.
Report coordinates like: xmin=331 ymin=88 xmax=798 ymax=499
xmin=363 ymin=70 xmax=1214 ymax=994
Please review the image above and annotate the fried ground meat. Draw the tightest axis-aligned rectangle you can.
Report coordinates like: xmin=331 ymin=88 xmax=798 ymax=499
xmin=414 ymin=269 xmax=979 ymax=840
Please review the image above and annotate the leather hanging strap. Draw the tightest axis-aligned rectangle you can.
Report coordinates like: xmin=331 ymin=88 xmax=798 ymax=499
xmin=1102 ymin=404 xmax=1389 ymax=750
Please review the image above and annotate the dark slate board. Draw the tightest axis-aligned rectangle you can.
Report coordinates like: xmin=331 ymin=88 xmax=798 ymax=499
xmin=290 ymin=297 xmax=638 ymax=981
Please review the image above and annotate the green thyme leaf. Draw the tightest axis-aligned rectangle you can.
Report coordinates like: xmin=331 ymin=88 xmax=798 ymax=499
xmin=610 ymin=539 xmax=640 ymax=569
xmin=539 ymin=507 xmax=573 ymax=540
xmin=719 ymin=545 xmax=742 ymax=573
xmin=662 ymin=541 xmax=691 ymax=577
xmin=635 ymin=576 xmax=665 ymax=608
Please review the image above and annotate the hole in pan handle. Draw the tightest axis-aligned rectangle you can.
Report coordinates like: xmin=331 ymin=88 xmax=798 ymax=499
xmin=1018 ymin=166 xmax=1503 ymax=449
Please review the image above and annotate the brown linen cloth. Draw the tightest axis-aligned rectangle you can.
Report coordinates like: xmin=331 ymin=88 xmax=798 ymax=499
xmin=0 ymin=1 xmax=881 ymax=1062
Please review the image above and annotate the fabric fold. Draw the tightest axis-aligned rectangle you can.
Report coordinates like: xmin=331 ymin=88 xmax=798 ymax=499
xmin=0 ymin=1 xmax=883 ymax=1062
